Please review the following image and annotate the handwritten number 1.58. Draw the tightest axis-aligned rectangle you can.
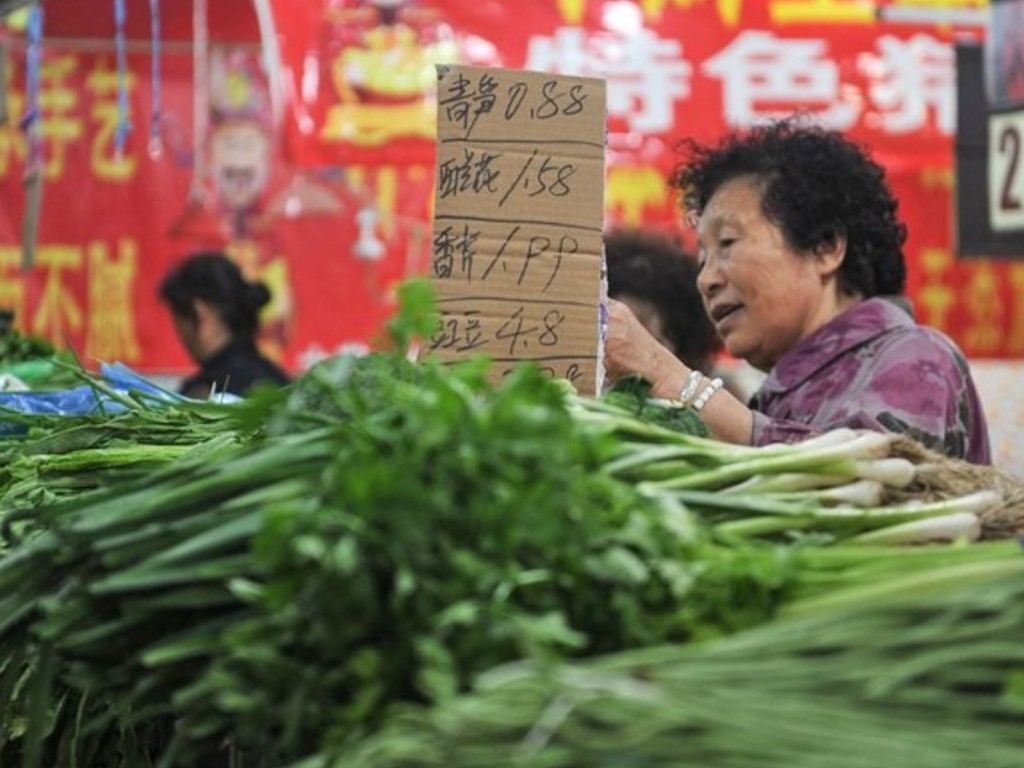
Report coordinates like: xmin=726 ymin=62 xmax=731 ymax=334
xmin=500 ymin=151 xmax=576 ymax=207
xmin=532 ymin=155 xmax=575 ymax=197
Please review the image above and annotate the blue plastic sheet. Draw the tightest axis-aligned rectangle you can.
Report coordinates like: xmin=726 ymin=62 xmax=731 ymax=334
xmin=0 ymin=362 xmax=185 ymax=424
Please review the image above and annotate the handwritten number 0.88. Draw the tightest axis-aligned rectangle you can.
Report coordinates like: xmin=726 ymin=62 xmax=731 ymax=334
xmin=504 ymin=81 xmax=587 ymax=121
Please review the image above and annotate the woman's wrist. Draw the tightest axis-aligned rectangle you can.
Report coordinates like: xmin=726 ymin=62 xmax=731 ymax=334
xmin=645 ymin=351 xmax=691 ymax=401
xmin=651 ymin=360 xmax=753 ymax=446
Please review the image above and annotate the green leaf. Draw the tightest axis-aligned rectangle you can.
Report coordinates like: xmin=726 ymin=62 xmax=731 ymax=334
xmin=387 ymin=278 xmax=439 ymax=355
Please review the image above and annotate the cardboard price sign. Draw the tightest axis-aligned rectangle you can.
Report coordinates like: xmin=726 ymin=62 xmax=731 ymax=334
xmin=427 ymin=64 xmax=606 ymax=395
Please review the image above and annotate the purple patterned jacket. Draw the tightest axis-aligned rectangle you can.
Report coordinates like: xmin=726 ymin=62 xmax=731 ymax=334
xmin=748 ymin=297 xmax=991 ymax=464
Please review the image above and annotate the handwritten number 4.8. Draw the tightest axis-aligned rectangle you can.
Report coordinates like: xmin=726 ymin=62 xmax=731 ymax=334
xmin=495 ymin=308 xmax=565 ymax=355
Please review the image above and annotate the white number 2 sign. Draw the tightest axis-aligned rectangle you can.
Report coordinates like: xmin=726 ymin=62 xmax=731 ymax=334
xmin=989 ymin=108 xmax=1024 ymax=232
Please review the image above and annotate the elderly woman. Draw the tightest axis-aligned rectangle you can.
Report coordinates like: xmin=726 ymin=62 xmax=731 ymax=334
xmin=604 ymin=119 xmax=991 ymax=464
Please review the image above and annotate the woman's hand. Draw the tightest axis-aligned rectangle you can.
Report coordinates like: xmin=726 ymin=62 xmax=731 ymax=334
xmin=604 ymin=299 xmax=687 ymax=399
xmin=604 ymin=298 xmax=753 ymax=444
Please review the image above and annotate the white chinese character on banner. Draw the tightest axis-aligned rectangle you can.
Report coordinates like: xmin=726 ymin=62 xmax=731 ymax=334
xmin=703 ymin=31 xmax=859 ymax=129
xmin=526 ymin=27 xmax=590 ymax=75
xmin=526 ymin=27 xmax=691 ymax=134
xmin=603 ymin=30 xmax=691 ymax=133
xmin=866 ymin=34 xmax=954 ymax=135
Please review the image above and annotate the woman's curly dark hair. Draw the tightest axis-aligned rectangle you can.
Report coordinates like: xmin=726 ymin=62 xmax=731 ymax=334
xmin=605 ymin=227 xmax=722 ymax=369
xmin=671 ymin=118 xmax=907 ymax=297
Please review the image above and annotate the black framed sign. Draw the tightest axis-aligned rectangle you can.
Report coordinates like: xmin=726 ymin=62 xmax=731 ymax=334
xmin=955 ymin=42 xmax=1024 ymax=258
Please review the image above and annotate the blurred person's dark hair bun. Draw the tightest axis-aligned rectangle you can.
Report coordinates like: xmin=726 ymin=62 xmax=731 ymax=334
xmin=160 ymin=251 xmax=269 ymax=339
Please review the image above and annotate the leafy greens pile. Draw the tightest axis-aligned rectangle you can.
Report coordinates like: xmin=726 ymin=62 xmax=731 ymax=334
xmin=1 ymin=281 xmax=1021 ymax=768
xmin=0 ymin=287 xmax=792 ymax=767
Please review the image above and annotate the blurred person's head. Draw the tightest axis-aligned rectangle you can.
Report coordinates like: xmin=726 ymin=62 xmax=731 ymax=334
xmin=160 ymin=251 xmax=271 ymax=364
xmin=605 ymin=227 xmax=723 ymax=374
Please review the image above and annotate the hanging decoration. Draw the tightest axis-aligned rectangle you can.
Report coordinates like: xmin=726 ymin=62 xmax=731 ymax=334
xmin=19 ymin=5 xmax=43 ymax=172
xmin=113 ymin=0 xmax=132 ymax=156
xmin=18 ymin=3 xmax=44 ymax=270
xmin=0 ymin=39 xmax=8 ymax=128
xmin=266 ymin=171 xmax=345 ymax=219
xmin=168 ymin=0 xmax=226 ymax=246
xmin=191 ymin=0 xmax=209 ymax=201
xmin=353 ymin=204 xmax=385 ymax=262
xmin=147 ymin=0 xmax=163 ymax=159
xmin=251 ymin=0 xmax=284 ymax=132
xmin=260 ymin=0 xmax=343 ymax=225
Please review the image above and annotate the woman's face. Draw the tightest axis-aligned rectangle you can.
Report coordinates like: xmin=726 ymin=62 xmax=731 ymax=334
xmin=695 ymin=176 xmax=839 ymax=372
xmin=172 ymin=312 xmax=203 ymax=365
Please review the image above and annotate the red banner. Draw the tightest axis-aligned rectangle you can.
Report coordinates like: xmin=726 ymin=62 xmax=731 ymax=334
xmin=0 ymin=0 xmax=431 ymax=375
xmin=0 ymin=0 xmax=1020 ymax=374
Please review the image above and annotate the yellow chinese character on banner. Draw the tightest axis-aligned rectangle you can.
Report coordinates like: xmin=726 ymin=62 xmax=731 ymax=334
xmin=0 ymin=56 xmax=26 ymax=178
xmin=0 ymin=246 xmax=26 ymax=321
xmin=39 ymin=54 xmax=84 ymax=180
xmin=346 ymin=165 xmax=403 ymax=235
xmin=1005 ymin=265 xmax=1024 ymax=354
xmin=963 ymin=263 xmax=1003 ymax=355
xmin=890 ymin=0 xmax=986 ymax=7
xmin=920 ymin=167 xmax=954 ymax=191
xmin=915 ymin=247 xmax=955 ymax=330
xmin=85 ymin=239 xmax=140 ymax=362
xmin=31 ymin=245 xmax=84 ymax=343
xmin=226 ymin=239 xmax=293 ymax=362
xmin=555 ymin=0 xmax=742 ymax=26
xmin=636 ymin=0 xmax=711 ymax=21
xmin=86 ymin=57 xmax=137 ymax=182
xmin=556 ymin=0 xmax=587 ymax=23
xmin=373 ymin=166 xmax=399 ymax=237
xmin=607 ymin=166 xmax=671 ymax=225
xmin=770 ymin=0 xmax=874 ymax=24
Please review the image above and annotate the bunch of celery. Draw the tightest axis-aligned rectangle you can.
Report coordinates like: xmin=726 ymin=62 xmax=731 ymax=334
xmin=577 ymin=392 xmax=1010 ymax=544
xmin=0 ymin=281 xmax=1019 ymax=767
xmin=328 ymin=544 xmax=1024 ymax=768
xmin=0 ymin=351 xmax=801 ymax=767
xmin=0 ymin=378 xmax=241 ymax=546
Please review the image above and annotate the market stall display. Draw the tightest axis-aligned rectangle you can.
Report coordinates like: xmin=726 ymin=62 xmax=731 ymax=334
xmin=0 ymin=2 xmax=1020 ymax=764
xmin=336 ymin=557 xmax=1024 ymax=768
xmin=0 ymin=282 xmax=1022 ymax=767
xmin=0 ymin=316 xmax=79 ymax=392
